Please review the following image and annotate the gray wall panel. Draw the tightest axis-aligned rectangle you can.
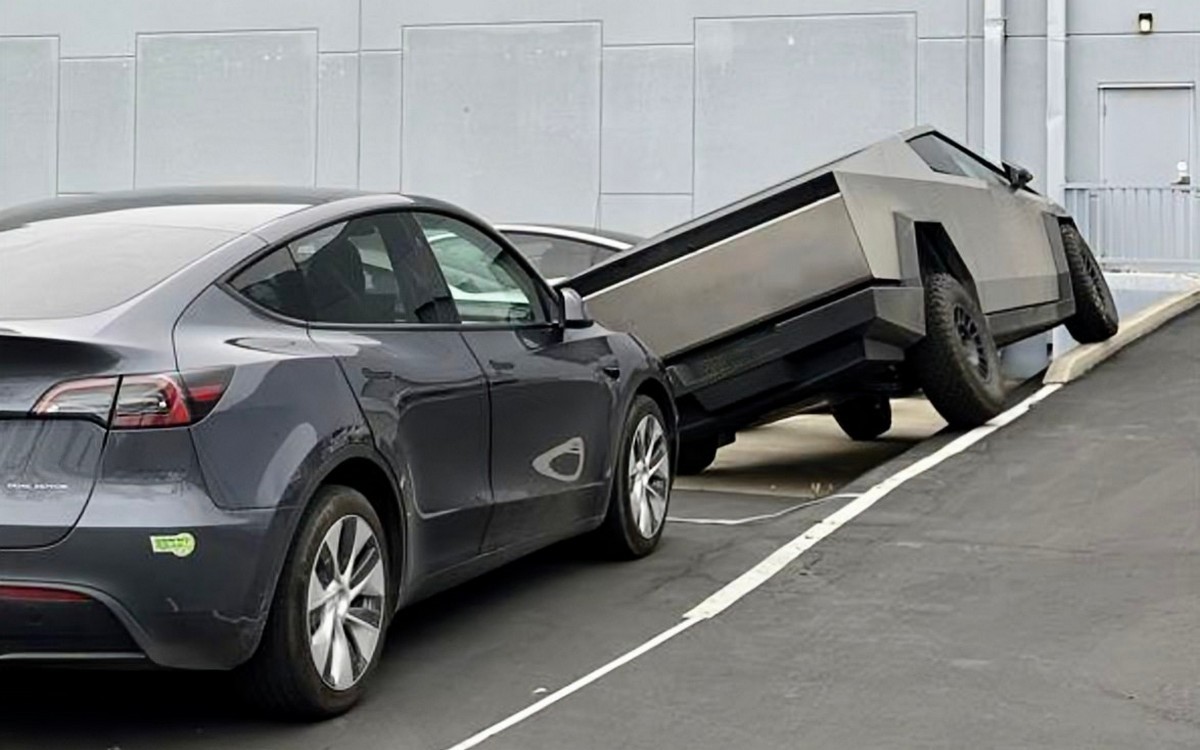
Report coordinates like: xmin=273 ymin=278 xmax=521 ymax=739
xmin=599 ymin=194 xmax=693 ymax=237
xmin=135 ymin=31 xmax=318 ymax=187
xmin=358 ymin=51 xmax=402 ymax=192
xmin=401 ymin=23 xmax=602 ymax=224
xmin=1068 ymin=1 xmax=1200 ymax=35
xmin=317 ymin=53 xmax=359 ymax=188
xmin=601 ymin=46 xmax=693 ymax=195
xmin=0 ymin=37 xmax=57 ymax=206
xmin=694 ymin=14 xmax=918 ymax=213
xmin=58 ymin=58 xmax=134 ymax=193
xmin=1003 ymin=38 xmax=1047 ymax=192
xmin=917 ymin=39 xmax=969 ymax=143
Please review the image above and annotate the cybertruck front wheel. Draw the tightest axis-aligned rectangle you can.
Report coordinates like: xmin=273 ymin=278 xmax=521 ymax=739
xmin=597 ymin=395 xmax=672 ymax=558
xmin=911 ymin=273 xmax=1005 ymax=428
xmin=1061 ymin=224 xmax=1119 ymax=343
xmin=244 ymin=485 xmax=390 ymax=718
xmin=832 ymin=394 xmax=892 ymax=441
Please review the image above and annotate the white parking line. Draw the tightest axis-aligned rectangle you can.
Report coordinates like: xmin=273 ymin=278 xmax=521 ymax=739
xmin=443 ymin=384 xmax=1063 ymax=750
xmin=666 ymin=493 xmax=860 ymax=526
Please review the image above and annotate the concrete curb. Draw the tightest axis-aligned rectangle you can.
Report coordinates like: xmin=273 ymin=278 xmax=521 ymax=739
xmin=1045 ymin=285 xmax=1200 ymax=384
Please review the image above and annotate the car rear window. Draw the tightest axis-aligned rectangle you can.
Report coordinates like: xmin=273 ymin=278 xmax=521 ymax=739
xmin=0 ymin=220 xmax=235 ymax=319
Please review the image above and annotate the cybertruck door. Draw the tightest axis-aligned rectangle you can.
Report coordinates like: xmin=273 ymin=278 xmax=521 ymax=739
xmin=409 ymin=211 xmax=617 ymax=553
xmin=289 ymin=212 xmax=494 ymax=580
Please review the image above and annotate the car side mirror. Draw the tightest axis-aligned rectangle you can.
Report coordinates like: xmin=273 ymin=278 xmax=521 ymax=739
xmin=560 ymin=288 xmax=592 ymax=329
xmin=1004 ymin=162 xmax=1034 ymax=190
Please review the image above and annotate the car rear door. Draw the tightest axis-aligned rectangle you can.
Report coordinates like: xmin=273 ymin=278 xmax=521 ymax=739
xmin=265 ymin=212 xmax=494 ymax=579
xmin=410 ymin=212 xmax=618 ymax=553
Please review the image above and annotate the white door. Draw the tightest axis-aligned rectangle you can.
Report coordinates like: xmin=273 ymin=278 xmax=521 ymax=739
xmin=1101 ymin=86 xmax=1193 ymax=185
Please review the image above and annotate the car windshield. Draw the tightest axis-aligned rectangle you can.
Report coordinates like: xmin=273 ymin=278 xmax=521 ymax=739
xmin=503 ymin=232 xmax=622 ymax=279
xmin=0 ymin=218 xmax=236 ymax=320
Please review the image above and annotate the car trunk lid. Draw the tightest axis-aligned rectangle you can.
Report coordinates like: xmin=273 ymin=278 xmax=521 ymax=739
xmin=0 ymin=330 xmax=116 ymax=548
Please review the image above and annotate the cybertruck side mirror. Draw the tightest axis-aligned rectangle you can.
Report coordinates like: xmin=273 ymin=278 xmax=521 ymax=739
xmin=559 ymin=288 xmax=593 ymax=329
xmin=1004 ymin=162 xmax=1035 ymax=190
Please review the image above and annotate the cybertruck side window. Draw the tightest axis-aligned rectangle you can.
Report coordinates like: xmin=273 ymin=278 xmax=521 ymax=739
xmin=412 ymin=213 xmax=548 ymax=325
xmin=910 ymin=134 xmax=1007 ymax=187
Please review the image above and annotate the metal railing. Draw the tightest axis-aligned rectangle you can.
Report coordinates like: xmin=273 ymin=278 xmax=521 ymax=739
xmin=1064 ymin=184 xmax=1199 ymax=271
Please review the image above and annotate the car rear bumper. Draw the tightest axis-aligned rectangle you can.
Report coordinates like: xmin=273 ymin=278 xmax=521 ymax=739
xmin=0 ymin=491 xmax=299 ymax=671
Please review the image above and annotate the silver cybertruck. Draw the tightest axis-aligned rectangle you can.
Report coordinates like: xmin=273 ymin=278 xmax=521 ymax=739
xmin=566 ymin=127 xmax=1118 ymax=474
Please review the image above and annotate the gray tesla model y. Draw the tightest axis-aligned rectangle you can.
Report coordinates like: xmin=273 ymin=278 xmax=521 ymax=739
xmin=0 ymin=188 xmax=676 ymax=717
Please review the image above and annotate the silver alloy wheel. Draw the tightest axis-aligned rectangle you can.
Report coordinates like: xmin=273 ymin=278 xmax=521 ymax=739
xmin=628 ymin=413 xmax=671 ymax=539
xmin=307 ymin=514 xmax=387 ymax=691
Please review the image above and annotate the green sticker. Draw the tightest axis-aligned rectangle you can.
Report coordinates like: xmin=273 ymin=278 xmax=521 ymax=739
xmin=150 ymin=532 xmax=196 ymax=558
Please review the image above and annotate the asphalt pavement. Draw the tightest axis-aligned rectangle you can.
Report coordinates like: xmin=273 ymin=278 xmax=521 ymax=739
xmin=1 ymin=313 xmax=1196 ymax=749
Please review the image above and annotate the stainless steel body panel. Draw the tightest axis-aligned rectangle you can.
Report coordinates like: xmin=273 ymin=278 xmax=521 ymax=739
xmin=583 ymin=194 xmax=871 ymax=358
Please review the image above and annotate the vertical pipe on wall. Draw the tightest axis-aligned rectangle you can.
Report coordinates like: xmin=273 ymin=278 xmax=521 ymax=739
xmin=983 ymin=0 xmax=1006 ymax=163
xmin=1046 ymin=0 xmax=1068 ymax=204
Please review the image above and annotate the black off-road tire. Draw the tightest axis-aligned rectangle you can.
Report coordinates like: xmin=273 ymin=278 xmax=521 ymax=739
xmin=911 ymin=273 xmax=1005 ymax=428
xmin=597 ymin=395 xmax=672 ymax=559
xmin=242 ymin=485 xmax=390 ymax=719
xmin=1061 ymin=223 xmax=1119 ymax=343
xmin=675 ymin=436 xmax=719 ymax=476
xmin=831 ymin=394 xmax=893 ymax=441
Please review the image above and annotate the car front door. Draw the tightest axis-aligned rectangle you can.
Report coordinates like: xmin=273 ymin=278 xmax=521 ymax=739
xmin=284 ymin=212 xmax=494 ymax=580
xmin=411 ymin=211 xmax=619 ymax=553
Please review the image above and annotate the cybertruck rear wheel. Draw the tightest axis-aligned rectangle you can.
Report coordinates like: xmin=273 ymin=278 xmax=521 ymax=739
xmin=911 ymin=273 xmax=1005 ymax=428
xmin=1061 ymin=224 xmax=1119 ymax=343
xmin=244 ymin=485 xmax=390 ymax=718
xmin=598 ymin=396 xmax=672 ymax=558
xmin=832 ymin=394 xmax=892 ymax=441
xmin=676 ymin=436 xmax=718 ymax=476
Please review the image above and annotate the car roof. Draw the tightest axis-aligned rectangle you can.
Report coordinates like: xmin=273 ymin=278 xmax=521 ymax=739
xmin=495 ymin=223 xmax=641 ymax=249
xmin=0 ymin=187 xmax=472 ymax=235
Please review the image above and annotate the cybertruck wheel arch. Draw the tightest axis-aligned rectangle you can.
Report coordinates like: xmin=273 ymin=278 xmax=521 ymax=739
xmin=894 ymin=213 xmax=982 ymax=304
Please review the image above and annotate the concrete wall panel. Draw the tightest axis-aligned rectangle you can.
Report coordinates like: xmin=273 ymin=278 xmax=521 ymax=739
xmin=358 ymin=51 xmax=402 ymax=192
xmin=135 ymin=31 xmax=318 ymax=188
xmin=601 ymin=46 xmax=693 ymax=195
xmin=599 ymin=194 xmax=693 ymax=237
xmin=694 ymin=14 xmax=917 ymax=212
xmin=317 ymin=53 xmax=359 ymax=188
xmin=0 ymin=37 xmax=58 ymax=206
xmin=1003 ymin=37 xmax=1047 ymax=192
xmin=58 ymin=58 xmax=134 ymax=193
xmin=401 ymin=22 xmax=602 ymax=225
xmin=917 ymin=39 xmax=968 ymax=143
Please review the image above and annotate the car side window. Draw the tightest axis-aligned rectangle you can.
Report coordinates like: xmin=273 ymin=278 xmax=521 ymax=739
xmin=910 ymin=134 xmax=1007 ymax=187
xmin=229 ymin=245 xmax=310 ymax=320
xmin=413 ymin=213 xmax=548 ymax=324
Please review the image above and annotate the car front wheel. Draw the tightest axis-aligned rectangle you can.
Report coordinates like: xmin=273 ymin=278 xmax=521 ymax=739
xmin=1061 ymin=223 xmax=1119 ymax=343
xmin=244 ymin=485 xmax=390 ymax=718
xmin=597 ymin=395 xmax=672 ymax=558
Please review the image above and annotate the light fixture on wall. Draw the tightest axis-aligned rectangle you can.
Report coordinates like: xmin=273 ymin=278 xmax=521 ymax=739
xmin=1138 ymin=12 xmax=1154 ymax=34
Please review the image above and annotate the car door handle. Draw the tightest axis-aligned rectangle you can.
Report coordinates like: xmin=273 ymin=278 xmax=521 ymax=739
xmin=601 ymin=361 xmax=621 ymax=379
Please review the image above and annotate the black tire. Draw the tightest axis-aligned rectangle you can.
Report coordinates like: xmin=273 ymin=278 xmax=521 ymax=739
xmin=675 ymin=436 xmax=718 ymax=476
xmin=911 ymin=273 xmax=1005 ymax=428
xmin=597 ymin=395 xmax=672 ymax=559
xmin=1061 ymin=223 xmax=1119 ymax=343
xmin=243 ymin=485 xmax=391 ymax=719
xmin=831 ymin=394 xmax=892 ymax=441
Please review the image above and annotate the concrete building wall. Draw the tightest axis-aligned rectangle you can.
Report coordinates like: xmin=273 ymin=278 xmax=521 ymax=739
xmin=0 ymin=1 xmax=1196 ymax=236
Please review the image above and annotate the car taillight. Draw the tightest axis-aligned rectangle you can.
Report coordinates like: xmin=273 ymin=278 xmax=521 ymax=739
xmin=0 ymin=585 xmax=90 ymax=603
xmin=33 ymin=368 xmax=232 ymax=429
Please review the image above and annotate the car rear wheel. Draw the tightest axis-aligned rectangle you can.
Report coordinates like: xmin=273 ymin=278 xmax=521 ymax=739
xmin=597 ymin=396 xmax=672 ymax=558
xmin=1061 ymin=223 xmax=1119 ymax=344
xmin=831 ymin=394 xmax=892 ymax=441
xmin=911 ymin=273 xmax=1005 ymax=428
xmin=244 ymin=485 xmax=390 ymax=718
